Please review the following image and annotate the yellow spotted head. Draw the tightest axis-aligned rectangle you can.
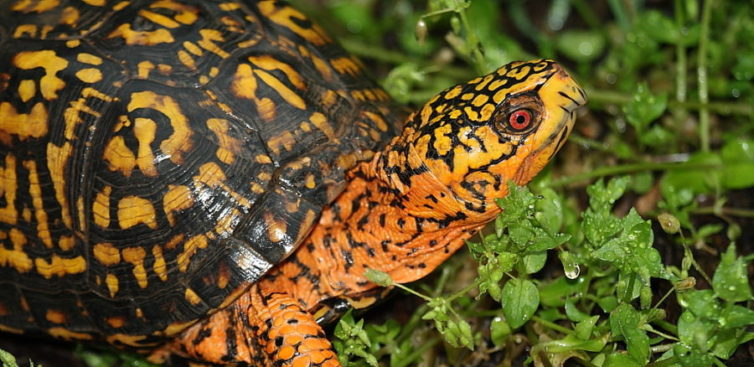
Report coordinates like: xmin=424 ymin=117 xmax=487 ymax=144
xmin=396 ymin=59 xmax=586 ymax=213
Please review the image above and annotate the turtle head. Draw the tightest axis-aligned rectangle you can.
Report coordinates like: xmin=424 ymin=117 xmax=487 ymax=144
xmin=405 ymin=59 xmax=586 ymax=212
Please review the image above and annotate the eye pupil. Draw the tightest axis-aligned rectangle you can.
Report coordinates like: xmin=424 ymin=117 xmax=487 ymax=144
xmin=508 ymin=109 xmax=532 ymax=131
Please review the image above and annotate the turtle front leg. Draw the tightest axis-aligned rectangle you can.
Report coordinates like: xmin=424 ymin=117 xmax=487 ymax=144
xmin=172 ymin=285 xmax=340 ymax=367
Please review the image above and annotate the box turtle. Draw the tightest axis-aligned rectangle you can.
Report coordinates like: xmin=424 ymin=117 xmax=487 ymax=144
xmin=0 ymin=0 xmax=586 ymax=365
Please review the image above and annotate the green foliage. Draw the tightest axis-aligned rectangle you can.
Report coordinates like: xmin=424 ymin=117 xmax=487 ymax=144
xmin=0 ymin=348 xmax=40 ymax=367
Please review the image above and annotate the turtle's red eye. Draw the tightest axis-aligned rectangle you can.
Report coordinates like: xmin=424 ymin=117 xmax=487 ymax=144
xmin=508 ymin=109 xmax=532 ymax=131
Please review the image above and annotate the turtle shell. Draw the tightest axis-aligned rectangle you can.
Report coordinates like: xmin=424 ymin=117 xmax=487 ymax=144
xmin=0 ymin=0 xmax=399 ymax=346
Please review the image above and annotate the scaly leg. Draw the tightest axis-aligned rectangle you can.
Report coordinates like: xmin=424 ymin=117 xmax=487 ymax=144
xmin=172 ymin=284 xmax=340 ymax=366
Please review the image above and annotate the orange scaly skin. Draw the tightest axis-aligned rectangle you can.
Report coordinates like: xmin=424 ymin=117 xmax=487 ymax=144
xmin=174 ymin=60 xmax=586 ymax=366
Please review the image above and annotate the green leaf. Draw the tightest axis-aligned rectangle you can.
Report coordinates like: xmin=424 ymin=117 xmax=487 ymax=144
xmin=677 ymin=310 xmax=715 ymax=352
xmin=502 ymin=278 xmax=540 ymax=329
xmin=636 ymin=10 xmax=682 ymax=44
xmin=534 ymin=187 xmax=564 ymax=235
xmin=555 ymin=30 xmax=606 ymax=63
xmin=490 ymin=316 xmax=512 ymax=346
xmin=598 ymin=296 xmax=619 ymax=312
xmin=541 ymin=333 xmax=608 ymax=353
xmin=661 ymin=151 xmax=722 ymax=195
xmin=521 ymin=251 xmax=547 ymax=274
xmin=565 ymin=299 xmax=591 ymax=322
xmin=609 ymin=304 xmax=649 ymax=364
xmin=0 ymin=349 xmax=19 ymax=367
xmin=333 ymin=311 xmax=379 ymax=367
xmin=671 ymin=344 xmax=718 ymax=367
xmin=603 ymin=352 xmax=643 ymax=367
xmin=539 ymin=276 xmax=588 ymax=307
xmin=574 ymin=316 xmax=600 ymax=341
xmin=720 ymin=304 xmax=754 ymax=328
xmin=712 ymin=244 xmax=753 ymax=303
xmin=721 ymin=138 xmax=754 ymax=189
xmin=364 ymin=268 xmax=394 ymax=287
xmin=622 ymin=83 xmax=668 ymax=133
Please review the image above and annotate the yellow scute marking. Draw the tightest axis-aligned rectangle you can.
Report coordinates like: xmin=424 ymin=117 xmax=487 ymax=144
xmin=58 ymin=235 xmax=75 ymax=251
xmin=128 ymin=91 xmax=193 ymax=165
xmin=106 ymin=316 xmax=126 ymax=328
xmin=184 ymin=288 xmax=201 ymax=305
xmin=330 ymin=57 xmax=360 ymax=76
xmin=471 ymin=94 xmax=489 ymax=107
xmin=45 ymin=309 xmax=66 ymax=324
xmin=18 ymin=80 xmax=35 ymax=102
xmin=75 ymin=68 xmax=103 ymax=83
xmin=11 ymin=0 xmax=60 ymax=13
xmin=232 ymin=63 xmax=275 ymax=121
xmin=122 ymin=246 xmax=148 ymax=288
xmin=23 ymin=160 xmax=52 ymax=248
xmin=444 ymin=85 xmax=462 ymax=100
xmin=0 ymin=324 xmax=23 ymax=334
xmin=93 ymin=186 xmax=112 ymax=228
xmin=150 ymin=0 xmax=198 ymax=25
xmin=0 ymin=229 xmax=32 ymax=273
xmin=0 ymin=155 xmax=19 ymax=225
xmin=207 ymin=118 xmax=241 ymax=164
xmin=219 ymin=2 xmax=240 ymax=10
xmin=177 ymin=234 xmax=207 ymax=272
xmin=264 ymin=212 xmax=287 ymax=243
xmin=250 ymin=55 xmax=305 ymax=89
xmin=309 ymin=112 xmax=334 ymax=140
xmin=182 ymin=41 xmax=202 ymax=56
xmin=34 ymin=255 xmax=86 ymax=278
xmin=93 ymin=242 xmax=120 ymax=266
xmin=81 ymin=0 xmax=104 ymax=6
xmin=163 ymin=185 xmax=193 ymax=226
xmin=258 ymin=1 xmax=330 ymax=46
xmin=77 ymin=53 xmax=103 ymax=65
xmin=105 ymin=273 xmax=119 ymax=297
xmin=254 ymin=69 xmax=306 ymax=110
xmin=107 ymin=24 xmax=174 ymax=46
xmin=231 ymin=63 xmax=257 ymax=100
xmin=47 ymin=143 xmax=73 ymax=228
xmin=152 ymin=245 xmax=168 ymax=281
xmin=137 ymin=61 xmax=155 ymax=78
xmin=117 ymin=196 xmax=157 ymax=229
xmin=139 ymin=9 xmax=181 ymax=28
xmin=198 ymin=29 xmax=229 ymax=58
xmin=267 ymin=131 xmax=296 ymax=155
xmin=103 ymin=136 xmax=136 ymax=176
xmin=48 ymin=327 xmax=92 ymax=341
xmin=105 ymin=333 xmax=151 ymax=347
xmin=13 ymin=50 xmax=67 ymax=100
xmin=0 ymin=102 xmax=48 ymax=139
xmin=432 ymin=124 xmax=453 ymax=156
xmin=12 ymin=24 xmax=38 ymax=38
xmin=134 ymin=117 xmax=158 ymax=176
xmin=177 ymin=50 xmax=196 ymax=70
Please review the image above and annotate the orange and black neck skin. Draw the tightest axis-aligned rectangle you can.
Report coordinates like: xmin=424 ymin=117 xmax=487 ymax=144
xmin=258 ymin=59 xmax=586 ymax=310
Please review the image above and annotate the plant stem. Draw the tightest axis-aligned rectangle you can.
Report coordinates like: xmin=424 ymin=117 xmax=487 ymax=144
xmin=698 ymin=0 xmax=713 ymax=151
xmin=550 ymin=161 xmax=721 ymax=187
xmin=455 ymin=1 xmax=487 ymax=73
xmin=692 ymin=206 xmax=754 ymax=218
xmin=586 ymin=88 xmax=753 ymax=116
xmin=674 ymin=0 xmax=687 ymax=104
xmin=531 ymin=316 xmax=573 ymax=335
xmin=393 ymin=336 xmax=441 ymax=367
